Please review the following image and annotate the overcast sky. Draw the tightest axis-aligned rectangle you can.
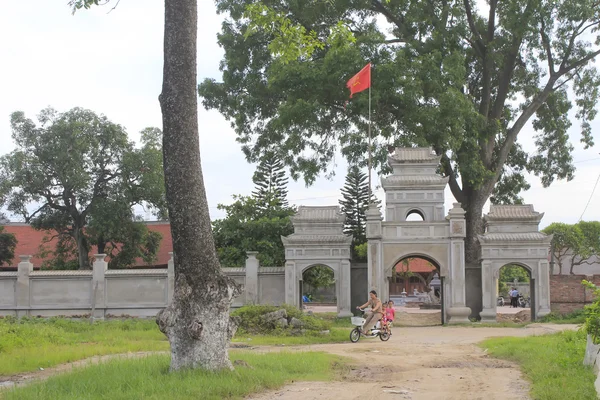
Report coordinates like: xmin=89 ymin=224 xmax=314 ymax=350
xmin=0 ymin=0 xmax=598 ymax=228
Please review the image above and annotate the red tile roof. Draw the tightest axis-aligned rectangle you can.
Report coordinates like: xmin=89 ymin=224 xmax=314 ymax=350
xmin=394 ymin=258 xmax=437 ymax=273
xmin=2 ymin=222 xmax=173 ymax=268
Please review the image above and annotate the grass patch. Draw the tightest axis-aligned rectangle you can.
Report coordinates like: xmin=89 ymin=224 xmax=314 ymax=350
xmin=0 ymin=317 xmax=168 ymax=376
xmin=539 ymin=310 xmax=586 ymax=325
xmin=232 ymin=327 xmax=350 ymax=345
xmin=481 ymin=330 xmax=596 ymax=399
xmin=0 ymin=314 xmax=351 ymax=376
xmin=4 ymin=352 xmax=346 ymax=400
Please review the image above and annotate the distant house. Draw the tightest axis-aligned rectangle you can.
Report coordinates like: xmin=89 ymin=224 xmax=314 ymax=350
xmin=389 ymin=258 xmax=437 ymax=295
xmin=1 ymin=221 xmax=173 ymax=269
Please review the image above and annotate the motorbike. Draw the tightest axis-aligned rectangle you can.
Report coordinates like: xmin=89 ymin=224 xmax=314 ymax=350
xmin=497 ymin=296 xmax=505 ymax=307
xmin=518 ymin=295 xmax=530 ymax=308
xmin=349 ymin=309 xmax=391 ymax=343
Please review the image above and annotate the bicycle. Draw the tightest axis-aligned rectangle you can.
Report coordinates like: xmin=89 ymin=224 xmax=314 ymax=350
xmin=349 ymin=309 xmax=391 ymax=343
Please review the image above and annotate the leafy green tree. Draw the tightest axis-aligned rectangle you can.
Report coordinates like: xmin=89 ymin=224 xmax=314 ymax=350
xmin=339 ymin=165 xmax=379 ymax=260
xmin=200 ymin=0 xmax=600 ymax=317
xmin=544 ymin=221 xmax=600 ymax=275
xmin=69 ymin=0 xmax=242 ymax=371
xmin=252 ymin=151 xmax=289 ymax=207
xmin=302 ymin=265 xmax=335 ymax=293
xmin=0 ymin=226 xmax=17 ymax=267
xmin=212 ymin=194 xmax=295 ymax=267
xmin=500 ymin=265 xmax=530 ymax=283
xmin=0 ymin=107 xmax=166 ymax=269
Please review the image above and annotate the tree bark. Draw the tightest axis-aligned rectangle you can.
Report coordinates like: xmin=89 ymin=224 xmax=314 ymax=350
xmin=156 ymin=0 xmax=241 ymax=371
xmin=74 ymin=225 xmax=90 ymax=270
xmin=463 ymin=192 xmax=487 ymax=320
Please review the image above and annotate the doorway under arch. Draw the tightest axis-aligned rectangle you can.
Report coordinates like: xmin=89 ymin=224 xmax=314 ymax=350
xmin=495 ymin=263 xmax=534 ymax=322
xmin=387 ymin=255 xmax=443 ymax=326
xmin=301 ymin=264 xmax=336 ymax=309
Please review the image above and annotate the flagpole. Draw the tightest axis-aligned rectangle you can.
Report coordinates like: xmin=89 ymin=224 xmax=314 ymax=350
xmin=367 ymin=71 xmax=372 ymax=203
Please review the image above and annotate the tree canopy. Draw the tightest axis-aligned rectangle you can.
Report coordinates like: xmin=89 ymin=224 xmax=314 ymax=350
xmin=543 ymin=221 xmax=600 ymax=274
xmin=212 ymin=194 xmax=295 ymax=267
xmin=339 ymin=165 xmax=379 ymax=260
xmin=201 ymin=0 xmax=600 ymax=316
xmin=0 ymin=107 xmax=166 ymax=269
xmin=252 ymin=151 xmax=289 ymax=207
xmin=0 ymin=226 xmax=17 ymax=267
xmin=202 ymin=0 xmax=599 ymax=197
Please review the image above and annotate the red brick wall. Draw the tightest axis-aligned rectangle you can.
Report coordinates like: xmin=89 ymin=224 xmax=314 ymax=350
xmin=550 ymin=274 xmax=600 ymax=314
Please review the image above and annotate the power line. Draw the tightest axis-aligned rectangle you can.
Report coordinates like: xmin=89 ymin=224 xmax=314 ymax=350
xmin=579 ymin=171 xmax=600 ymax=221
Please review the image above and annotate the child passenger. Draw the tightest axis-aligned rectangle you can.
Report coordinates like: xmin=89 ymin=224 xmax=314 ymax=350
xmin=386 ymin=300 xmax=396 ymax=328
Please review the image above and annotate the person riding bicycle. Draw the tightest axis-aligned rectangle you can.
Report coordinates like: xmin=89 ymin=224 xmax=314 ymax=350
xmin=357 ymin=290 xmax=383 ymax=335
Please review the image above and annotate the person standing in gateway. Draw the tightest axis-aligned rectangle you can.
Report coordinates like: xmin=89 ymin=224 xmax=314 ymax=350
xmin=357 ymin=290 xmax=383 ymax=335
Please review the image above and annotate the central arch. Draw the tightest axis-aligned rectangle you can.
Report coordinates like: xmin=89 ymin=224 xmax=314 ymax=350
xmin=386 ymin=254 xmax=444 ymax=325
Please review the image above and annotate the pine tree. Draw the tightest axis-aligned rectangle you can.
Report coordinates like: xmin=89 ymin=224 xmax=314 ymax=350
xmin=339 ymin=166 xmax=379 ymax=257
xmin=252 ymin=152 xmax=289 ymax=208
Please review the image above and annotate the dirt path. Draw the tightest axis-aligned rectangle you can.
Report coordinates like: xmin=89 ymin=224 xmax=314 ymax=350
xmin=246 ymin=324 xmax=577 ymax=400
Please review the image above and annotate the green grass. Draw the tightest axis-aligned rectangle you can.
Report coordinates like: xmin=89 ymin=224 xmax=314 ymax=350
xmin=0 ymin=317 xmax=168 ymax=376
xmin=538 ymin=310 xmax=586 ymax=325
xmin=232 ymin=327 xmax=351 ymax=345
xmin=481 ymin=330 xmax=596 ymax=400
xmin=3 ymin=352 xmax=346 ymax=400
xmin=0 ymin=315 xmax=351 ymax=376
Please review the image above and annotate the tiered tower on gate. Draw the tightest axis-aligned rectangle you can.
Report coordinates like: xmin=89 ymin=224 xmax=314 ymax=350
xmin=382 ymin=148 xmax=449 ymax=222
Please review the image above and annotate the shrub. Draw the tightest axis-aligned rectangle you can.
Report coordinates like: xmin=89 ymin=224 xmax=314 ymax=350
xmin=581 ymin=280 xmax=600 ymax=343
xmin=231 ymin=304 xmax=331 ymax=335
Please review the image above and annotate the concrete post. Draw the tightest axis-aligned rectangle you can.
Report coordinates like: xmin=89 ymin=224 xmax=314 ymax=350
xmin=446 ymin=203 xmax=472 ymax=324
xmin=245 ymin=252 xmax=259 ymax=304
xmin=16 ymin=255 xmax=33 ymax=318
xmin=167 ymin=252 xmax=174 ymax=304
xmin=92 ymin=254 xmax=108 ymax=320
xmin=366 ymin=204 xmax=383 ymax=295
xmin=338 ymin=259 xmax=353 ymax=317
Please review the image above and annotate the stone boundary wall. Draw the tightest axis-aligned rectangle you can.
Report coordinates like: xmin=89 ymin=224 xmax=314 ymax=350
xmin=550 ymin=274 xmax=600 ymax=314
xmin=0 ymin=253 xmax=285 ymax=318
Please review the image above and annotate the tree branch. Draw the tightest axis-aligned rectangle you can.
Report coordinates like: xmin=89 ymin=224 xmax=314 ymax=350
xmin=487 ymin=0 xmax=497 ymax=42
xmin=371 ymin=0 xmax=406 ymax=37
xmin=559 ymin=49 xmax=600 ymax=75
xmin=384 ymin=38 xmax=405 ymax=44
xmin=463 ymin=0 xmax=485 ymax=58
xmin=439 ymin=152 xmax=465 ymax=203
xmin=560 ymin=21 xmax=587 ymax=70
xmin=494 ymin=76 xmax=558 ymax=179
xmin=539 ymin=18 xmax=555 ymax=75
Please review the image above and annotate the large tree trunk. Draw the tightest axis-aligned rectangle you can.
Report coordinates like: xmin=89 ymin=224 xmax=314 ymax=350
xmin=74 ymin=225 xmax=90 ymax=270
xmin=463 ymin=193 xmax=487 ymax=320
xmin=156 ymin=0 xmax=241 ymax=371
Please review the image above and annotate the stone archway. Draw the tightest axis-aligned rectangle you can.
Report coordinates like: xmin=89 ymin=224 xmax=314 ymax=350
xmin=365 ymin=148 xmax=471 ymax=324
xmin=478 ymin=205 xmax=552 ymax=322
xmin=282 ymin=206 xmax=353 ymax=317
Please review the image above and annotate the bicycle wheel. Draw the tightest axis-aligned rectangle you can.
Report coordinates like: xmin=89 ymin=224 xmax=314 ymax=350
xmin=350 ymin=327 xmax=361 ymax=343
xmin=379 ymin=331 xmax=390 ymax=341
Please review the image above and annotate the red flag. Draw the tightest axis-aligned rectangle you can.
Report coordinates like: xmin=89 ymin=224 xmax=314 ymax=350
xmin=346 ymin=63 xmax=371 ymax=98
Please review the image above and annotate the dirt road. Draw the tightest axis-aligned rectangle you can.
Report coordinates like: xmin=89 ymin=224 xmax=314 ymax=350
xmin=247 ymin=324 xmax=576 ymax=400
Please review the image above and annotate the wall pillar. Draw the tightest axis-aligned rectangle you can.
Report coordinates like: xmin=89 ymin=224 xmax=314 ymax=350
xmin=479 ymin=261 xmax=497 ymax=322
xmin=167 ymin=252 xmax=174 ymax=304
xmin=538 ymin=260 xmax=551 ymax=318
xmin=446 ymin=203 xmax=471 ymax=324
xmin=338 ymin=260 xmax=353 ymax=317
xmin=245 ymin=252 xmax=259 ymax=305
xmin=366 ymin=204 xmax=383 ymax=299
xmin=16 ymin=255 xmax=33 ymax=318
xmin=284 ymin=261 xmax=297 ymax=307
xmin=91 ymin=254 xmax=108 ymax=320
